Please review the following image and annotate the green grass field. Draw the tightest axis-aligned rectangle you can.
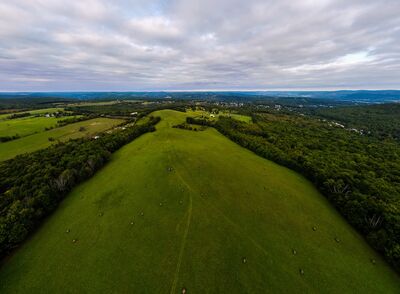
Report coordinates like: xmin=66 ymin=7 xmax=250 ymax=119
xmin=0 ymin=107 xmax=78 ymax=138
xmin=0 ymin=110 xmax=398 ymax=293
xmin=0 ymin=118 xmax=124 ymax=161
xmin=0 ymin=116 xmax=78 ymax=138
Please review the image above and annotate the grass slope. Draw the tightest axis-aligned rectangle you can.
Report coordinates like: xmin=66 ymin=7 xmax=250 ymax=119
xmin=0 ymin=118 xmax=124 ymax=161
xmin=0 ymin=110 xmax=398 ymax=293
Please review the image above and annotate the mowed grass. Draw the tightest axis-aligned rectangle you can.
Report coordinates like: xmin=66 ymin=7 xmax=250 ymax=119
xmin=0 ymin=110 xmax=398 ymax=293
xmin=0 ymin=118 xmax=124 ymax=161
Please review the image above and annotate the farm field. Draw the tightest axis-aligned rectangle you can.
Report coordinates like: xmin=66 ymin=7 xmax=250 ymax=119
xmin=0 ymin=110 xmax=398 ymax=293
xmin=0 ymin=116 xmax=83 ymax=138
xmin=0 ymin=117 xmax=124 ymax=161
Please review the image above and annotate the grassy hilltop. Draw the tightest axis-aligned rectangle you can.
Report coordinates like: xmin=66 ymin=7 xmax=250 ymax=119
xmin=0 ymin=110 xmax=398 ymax=293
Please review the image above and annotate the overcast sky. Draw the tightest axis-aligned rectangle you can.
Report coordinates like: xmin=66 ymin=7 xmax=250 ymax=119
xmin=0 ymin=0 xmax=399 ymax=91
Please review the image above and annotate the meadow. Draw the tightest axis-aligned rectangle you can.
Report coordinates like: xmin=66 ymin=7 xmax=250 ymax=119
xmin=0 ymin=117 xmax=124 ymax=161
xmin=0 ymin=116 xmax=69 ymax=138
xmin=0 ymin=110 xmax=398 ymax=293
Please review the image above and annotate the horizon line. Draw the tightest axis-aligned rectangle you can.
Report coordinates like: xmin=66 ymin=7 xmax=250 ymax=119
xmin=1 ymin=88 xmax=400 ymax=93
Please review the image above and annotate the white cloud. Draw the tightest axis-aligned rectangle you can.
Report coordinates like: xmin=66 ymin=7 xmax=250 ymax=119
xmin=285 ymin=50 xmax=376 ymax=73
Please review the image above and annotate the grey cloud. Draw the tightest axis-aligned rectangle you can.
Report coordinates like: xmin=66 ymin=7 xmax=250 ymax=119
xmin=0 ymin=0 xmax=399 ymax=91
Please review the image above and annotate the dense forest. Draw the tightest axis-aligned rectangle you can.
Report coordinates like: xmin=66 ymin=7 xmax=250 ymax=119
xmin=0 ymin=116 xmax=160 ymax=258
xmin=305 ymin=103 xmax=400 ymax=141
xmin=188 ymin=111 xmax=400 ymax=272
xmin=0 ymin=97 xmax=74 ymax=112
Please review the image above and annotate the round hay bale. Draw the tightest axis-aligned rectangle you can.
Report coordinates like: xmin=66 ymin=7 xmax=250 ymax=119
xmin=182 ymin=287 xmax=187 ymax=294
xmin=312 ymin=226 xmax=317 ymax=231
xmin=130 ymin=221 xmax=134 ymax=225
xmin=72 ymin=239 xmax=77 ymax=243
xmin=371 ymin=258 xmax=376 ymax=265
xmin=140 ymin=212 xmax=144 ymax=216
xmin=335 ymin=237 xmax=340 ymax=243
xmin=292 ymin=249 xmax=297 ymax=255
xmin=66 ymin=229 xmax=70 ymax=233
xmin=299 ymin=268 xmax=304 ymax=275
xmin=160 ymin=202 xmax=163 ymax=206
xmin=242 ymin=257 xmax=247 ymax=264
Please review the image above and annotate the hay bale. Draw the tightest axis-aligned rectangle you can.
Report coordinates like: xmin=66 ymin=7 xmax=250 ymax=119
xmin=130 ymin=221 xmax=134 ymax=225
xmin=159 ymin=202 xmax=163 ymax=206
xmin=292 ymin=249 xmax=297 ymax=255
xmin=72 ymin=239 xmax=77 ymax=243
xmin=140 ymin=212 xmax=144 ymax=216
xmin=182 ymin=287 xmax=187 ymax=294
xmin=312 ymin=226 xmax=317 ymax=231
xmin=66 ymin=229 xmax=70 ymax=233
xmin=371 ymin=259 xmax=376 ymax=265
xmin=242 ymin=257 xmax=247 ymax=264
xmin=335 ymin=237 xmax=341 ymax=243
xmin=299 ymin=268 xmax=304 ymax=275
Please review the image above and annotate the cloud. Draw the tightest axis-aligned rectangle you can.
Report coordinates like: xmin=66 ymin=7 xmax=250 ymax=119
xmin=0 ymin=0 xmax=399 ymax=91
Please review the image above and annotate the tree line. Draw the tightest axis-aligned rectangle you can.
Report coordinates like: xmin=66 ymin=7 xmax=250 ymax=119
xmin=52 ymin=115 xmax=95 ymax=128
xmin=0 ymin=116 xmax=160 ymax=258
xmin=7 ymin=112 xmax=31 ymax=119
xmin=0 ymin=134 xmax=21 ymax=143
